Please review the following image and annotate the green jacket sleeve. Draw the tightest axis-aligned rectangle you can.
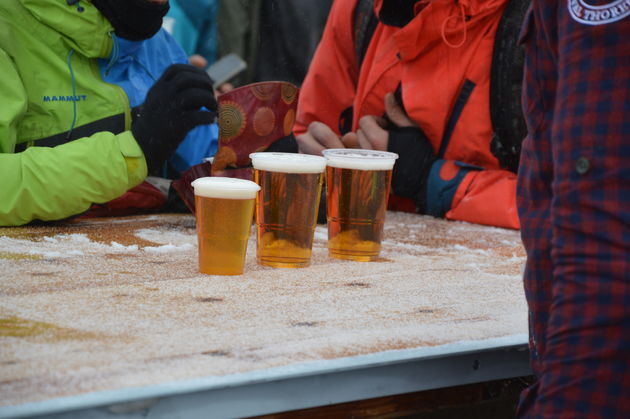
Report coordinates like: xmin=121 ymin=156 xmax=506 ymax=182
xmin=0 ymin=49 xmax=26 ymax=154
xmin=0 ymin=51 xmax=148 ymax=226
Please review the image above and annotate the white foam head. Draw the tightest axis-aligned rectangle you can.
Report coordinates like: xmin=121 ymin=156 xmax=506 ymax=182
xmin=191 ymin=177 xmax=260 ymax=199
xmin=322 ymin=149 xmax=398 ymax=170
xmin=249 ymin=152 xmax=326 ymax=173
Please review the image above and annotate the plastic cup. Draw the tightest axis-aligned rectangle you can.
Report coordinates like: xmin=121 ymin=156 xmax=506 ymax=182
xmin=322 ymin=149 xmax=398 ymax=261
xmin=250 ymin=152 xmax=326 ymax=268
xmin=191 ymin=177 xmax=260 ymax=275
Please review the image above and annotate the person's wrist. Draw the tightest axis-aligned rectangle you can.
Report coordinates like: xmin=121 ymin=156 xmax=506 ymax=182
xmin=387 ymin=126 xmax=436 ymax=199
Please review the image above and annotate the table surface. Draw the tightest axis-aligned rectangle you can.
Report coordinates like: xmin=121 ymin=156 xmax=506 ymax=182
xmin=0 ymin=212 xmax=529 ymax=418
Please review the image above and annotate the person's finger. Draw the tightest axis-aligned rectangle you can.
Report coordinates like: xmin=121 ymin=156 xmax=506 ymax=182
xmin=341 ymin=132 xmax=359 ymax=148
xmin=308 ymin=122 xmax=344 ymax=149
xmin=217 ymin=83 xmax=233 ymax=94
xmin=180 ymin=109 xmax=216 ymax=130
xmin=179 ymin=88 xmax=217 ymax=112
xmin=159 ymin=63 xmax=203 ymax=82
xmin=172 ymin=70 xmax=214 ymax=93
xmin=358 ymin=115 xmax=388 ymax=150
xmin=296 ymin=132 xmax=326 ymax=155
xmin=357 ymin=129 xmax=374 ymax=150
xmin=384 ymin=92 xmax=416 ymax=127
xmin=188 ymin=54 xmax=208 ymax=69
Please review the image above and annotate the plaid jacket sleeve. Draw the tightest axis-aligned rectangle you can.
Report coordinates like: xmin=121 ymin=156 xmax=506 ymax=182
xmin=516 ymin=1 xmax=630 ymax=417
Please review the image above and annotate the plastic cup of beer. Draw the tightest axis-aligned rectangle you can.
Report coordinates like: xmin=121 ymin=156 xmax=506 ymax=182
xmin=250 ymin=152 xmax=326 ymax=268
xmin=191 ymin=177 xmax=260 ymax=275
xmin=322 ymin=149 xmax=398 ymax=261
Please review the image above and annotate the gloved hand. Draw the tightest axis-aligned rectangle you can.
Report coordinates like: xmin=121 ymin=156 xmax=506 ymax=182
xmin=264 ymin=133 xmax=299 ymax=153
xmin=349 ymin=91 xmax=438 ymax=214
xmin=387 ymin=126 xmax=437 ymax=213
xmin=132 ymin=64 xmax=218 ymax=174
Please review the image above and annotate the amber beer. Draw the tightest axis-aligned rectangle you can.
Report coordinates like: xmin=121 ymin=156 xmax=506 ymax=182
xmin=191 ymin=177 xmax=260 ymax=275
xmin=250 ymin=152 xmax=326 ymax=268
xmin=322 ymin=149 xmax=398 ymax=261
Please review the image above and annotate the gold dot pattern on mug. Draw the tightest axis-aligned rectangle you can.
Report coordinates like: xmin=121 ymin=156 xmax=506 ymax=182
xmin=281 ymin=83 xmax=298 ymax=105
xmin=219 ymin=101 xmax=246 ymax=142
xmin=283 ymin=109 xmax=295 ymax=136
xmin=251 ymin=84 xmax=275 ymax=101
xmin=215 ymin=81 xmax=300 ymax=168
xmin=253 ymin=107 xmax=275 ymax=137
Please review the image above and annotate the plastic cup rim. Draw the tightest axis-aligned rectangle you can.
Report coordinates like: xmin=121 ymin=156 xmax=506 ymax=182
xmin=249 ymin=152 xmax=326 ymax=173
xmin=322 ymin=148 xmax=399 ymax=160
xmin=191 ymin=176 xmax=260 ymax=199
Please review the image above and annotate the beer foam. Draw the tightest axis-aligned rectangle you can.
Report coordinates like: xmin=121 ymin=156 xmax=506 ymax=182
xmin=191 ymin=177 xmax=260 ymax=199
xmin=249 ymin=152 xmax=326 ymax=173
xmin=323 ymin=149 xmax=398 ymax=171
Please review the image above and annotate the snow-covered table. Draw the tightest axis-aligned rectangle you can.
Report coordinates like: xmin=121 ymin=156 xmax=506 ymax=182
xmin=0 ymin=212 xmax=530 ymax=418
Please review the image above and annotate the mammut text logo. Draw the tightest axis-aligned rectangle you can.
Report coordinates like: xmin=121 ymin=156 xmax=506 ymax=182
xmin=569 ymin=0 xmax=630 ymax=25
xmin=43 ymin=95 xmax=88 ymax=102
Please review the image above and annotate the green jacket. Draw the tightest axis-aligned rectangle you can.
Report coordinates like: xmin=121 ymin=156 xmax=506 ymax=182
xmin=0 ymin=0 xmax=147 ymax=226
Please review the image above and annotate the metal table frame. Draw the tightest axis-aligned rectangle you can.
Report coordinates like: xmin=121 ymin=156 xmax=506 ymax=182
xmin=1 ymin=335 xmax=530 ymax=419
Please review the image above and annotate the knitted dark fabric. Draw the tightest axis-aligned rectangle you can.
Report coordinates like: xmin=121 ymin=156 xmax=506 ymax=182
xmin=92 ymin=0 xmax=169 ymax=41
xmin=388 ymin=126 xmax=436 ymax=213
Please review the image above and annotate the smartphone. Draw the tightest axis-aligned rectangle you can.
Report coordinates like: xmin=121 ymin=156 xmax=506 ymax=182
xmin=206 ymin=53 xmax=247 ymax=89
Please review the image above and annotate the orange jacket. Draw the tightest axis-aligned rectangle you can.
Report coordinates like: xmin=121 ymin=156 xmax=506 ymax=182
xmin=295 ymin=0 xmax=520 ymax=229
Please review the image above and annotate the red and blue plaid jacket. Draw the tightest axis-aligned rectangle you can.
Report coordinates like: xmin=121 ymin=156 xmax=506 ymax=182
xmin=517 ymin=1 xmax=630 ymax=417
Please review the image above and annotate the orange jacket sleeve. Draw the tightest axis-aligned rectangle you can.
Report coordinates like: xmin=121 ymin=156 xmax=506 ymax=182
xmin=448 ymin=168 xmax=519 ymax=229
xmin=426 ymin=159 xmax=519 ymax=229
xmin=293 ymin=0 xmax=357 ymax=137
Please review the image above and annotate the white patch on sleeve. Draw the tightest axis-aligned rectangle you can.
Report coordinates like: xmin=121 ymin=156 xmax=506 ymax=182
xmin=569 ymin=0 xmax=630 ymax=25
xmin=162 ymin=16 xmax=175 ymax=34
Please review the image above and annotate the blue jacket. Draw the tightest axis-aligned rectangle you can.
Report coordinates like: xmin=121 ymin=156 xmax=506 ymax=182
xmin=99 ymin=28 xmax=219 ymax=174
xmin=164 ymin=0 xmax=218 ymax=64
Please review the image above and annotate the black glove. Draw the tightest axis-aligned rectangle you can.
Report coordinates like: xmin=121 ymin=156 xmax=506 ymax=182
xmin=132 ymin=64 xmax=218 ymax=174
xmin=387 ymin=126 xmax=437 ymax=214
xmin=264 ymin=133 xmax=299 ymax=153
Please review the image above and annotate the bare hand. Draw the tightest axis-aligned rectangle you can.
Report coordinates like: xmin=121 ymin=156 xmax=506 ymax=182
xmin=341 ymin=132 xmax=359 ymax=148
xmin=354 ymin=92 xmax=418 ymax=150
xmin=356 ymin=115 xmax=388 ymax=150
xmin=383 ymin=92 xmax=416 ymax=128
xmin=216 ymin=83 xmax=234 ymax=95
xmin=296 ymin=121 xmax=344 ymax=155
